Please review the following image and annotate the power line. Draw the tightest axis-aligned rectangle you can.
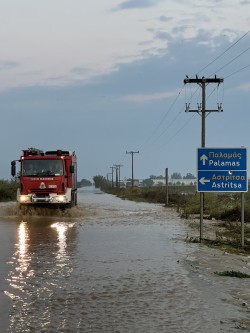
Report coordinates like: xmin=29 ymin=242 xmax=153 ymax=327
xmin=137 ymin=85 xmax=201 ymax=153
xmin=146 ymin=113 xmax=196 ymax=153
xmin=134 ymin=31 xmax=250 ymax=157
xmin=225 ymin=63 xmax=250 ymax=79
xmin=170 ymin=33 xmax=250 ymax=142
xmin=141 ymin=82 xmax=201 ymax=151
xmin=158 ymin=85 xmax=224 ymax=150
xmin=196 ymin=30 xmax=250 ymax=75
xmin=138 ymin=79 xmax=223 ymax=154
xmin=145 ymin=78 xmax=223 ymax=154
xmin=211 ymin=46 xmax=250 ymax=76
xmin=162 ymin=113 xmax=196 ymax=147
xmin=146 ymin=108 xmax=183 ymax=148
xmin=137 ymin=85 xmax=185 ymax=151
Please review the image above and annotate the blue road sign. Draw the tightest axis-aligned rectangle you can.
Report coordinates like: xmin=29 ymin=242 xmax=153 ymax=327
xmin=198 ymin=170 xmax=247 ymax=192
xmin=197 ymin=147 xmax=248 ymax=192
xmin=198 ymin=147 xmax=247 ymax=171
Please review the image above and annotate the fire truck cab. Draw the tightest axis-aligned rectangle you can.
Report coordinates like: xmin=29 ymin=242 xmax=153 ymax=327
xmin=11 ymin=148 xmax=77 ymax=208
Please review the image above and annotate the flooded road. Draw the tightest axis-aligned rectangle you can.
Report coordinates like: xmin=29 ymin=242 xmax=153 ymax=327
xmin=0 ymin=187 xmax=250 ymax=332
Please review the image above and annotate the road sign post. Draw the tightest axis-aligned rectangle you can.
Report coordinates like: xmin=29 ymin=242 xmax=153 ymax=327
xmin=197 ymin=147 xmax=247 ymax=246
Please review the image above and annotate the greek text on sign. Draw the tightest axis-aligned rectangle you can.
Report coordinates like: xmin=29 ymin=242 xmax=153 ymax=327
xmin=198 ymin=171 xmax=247 ymax=192
xmin=198 ymin=148 xmax=247 ymax=171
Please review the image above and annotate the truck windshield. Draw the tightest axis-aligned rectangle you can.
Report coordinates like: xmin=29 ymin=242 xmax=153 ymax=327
xmin=22 ymin=160 xmax=63 ymax=176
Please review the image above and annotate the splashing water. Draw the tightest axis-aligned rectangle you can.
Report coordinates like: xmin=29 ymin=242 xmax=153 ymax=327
xmin=0 ymin=202 xmax=85 ymax=218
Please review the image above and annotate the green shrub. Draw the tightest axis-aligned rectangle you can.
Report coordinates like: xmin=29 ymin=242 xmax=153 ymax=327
xmin=0 ymin=179 xmax=19 ymax=201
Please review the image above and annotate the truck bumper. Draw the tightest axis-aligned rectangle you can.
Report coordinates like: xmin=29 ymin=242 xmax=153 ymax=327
xmin=18 ymin=193 xmax=69 ymax=205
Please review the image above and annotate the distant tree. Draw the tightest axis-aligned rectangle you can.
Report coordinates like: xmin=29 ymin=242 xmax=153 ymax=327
xmin=142 ymin=178 xmax=154 ymax=187
xmin=183 ymin=173 xmax=196 ymax=179
xmin=171 ymin=172 xmax=182 ymax=179
xmin=93 ymin=175 xmax=109 ymax=188
xmin=149 ymin=175 xmax=164 ymax=179
xmin=77 ymin=178 xmax=92 ymax=187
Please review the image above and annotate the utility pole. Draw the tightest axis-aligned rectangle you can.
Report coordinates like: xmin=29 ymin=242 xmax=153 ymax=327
xmin=165 ymin=167 xmax=169 ymax=206
xmin=114 ymin=164 xmax=123 ymax=188
xmin=110 ymin=166 xmax=116 ymax=187
xmin=184 ymin=76 xmax=223 ymax=241
xmin=115 ymin=166 xmax=119 ymax=187
xmin=126 ymin=151 xmax=139 ymax=187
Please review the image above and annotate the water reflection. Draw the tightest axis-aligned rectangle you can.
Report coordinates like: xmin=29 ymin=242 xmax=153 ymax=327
xmin=18 ymin=222 xmax=28 ymax=256
xmin=17 ymin=221 xmax=30 ymax=274
xmin=5 ymin=219 xmax=77 ymax=332
xmin=4 ymin=222 xmax=31 ymax=302
xmin=51 ymin=222 xmax=75 ymax=264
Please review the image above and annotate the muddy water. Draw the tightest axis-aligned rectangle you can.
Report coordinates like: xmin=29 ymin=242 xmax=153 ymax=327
xmin=0 ymin=187 xmax=250 ymax=332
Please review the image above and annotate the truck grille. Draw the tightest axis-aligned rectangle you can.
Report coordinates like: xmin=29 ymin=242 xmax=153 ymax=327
xmin=30 ymin=188 xmax=57 ymax=194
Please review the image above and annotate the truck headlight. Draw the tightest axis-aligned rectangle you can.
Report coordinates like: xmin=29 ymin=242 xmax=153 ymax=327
xmin=57 ymin=195 xmax=66 ymax=203
xmin=19 ymin=195 xmax=30 ymax=203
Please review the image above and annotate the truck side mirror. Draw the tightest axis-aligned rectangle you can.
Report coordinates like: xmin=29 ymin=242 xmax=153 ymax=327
xmin=70 ymin=165 xmax=74 ymax=173
xmin=11 ymin=161 xmax=16 ymax=177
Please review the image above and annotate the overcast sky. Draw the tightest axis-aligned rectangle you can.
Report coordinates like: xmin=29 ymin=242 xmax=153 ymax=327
xmin=1 ymin=0 xmax=250 ymax=181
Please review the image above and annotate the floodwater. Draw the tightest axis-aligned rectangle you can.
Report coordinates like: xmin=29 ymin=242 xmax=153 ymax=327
xmin=0 ymin=187 xmax=250 ymax=332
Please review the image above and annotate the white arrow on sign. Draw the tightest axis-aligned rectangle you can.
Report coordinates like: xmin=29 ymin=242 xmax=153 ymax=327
xmin=199 ymin=177 xmax=210 ymax=185
xmin=200 ymin=154 xmax=208 ymax=165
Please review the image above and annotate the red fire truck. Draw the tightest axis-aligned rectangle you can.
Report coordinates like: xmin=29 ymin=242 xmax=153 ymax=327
xmin=11 ymin=148 xmax=77 ymax=207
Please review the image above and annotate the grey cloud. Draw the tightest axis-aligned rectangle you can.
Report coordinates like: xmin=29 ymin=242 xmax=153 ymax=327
xmin=158 ymin=15 xmax=173 ymax=22
xmin=154 ymin=31 xmax=173 ymax=41
xmin=172 ymin=25 xmax=192 ymax=35
xmin=71 ymin=67 xmax=93 ymax=75
xmin=0 ymin=61 xmax=19 ymax=71
xmin=115 ymin=0 xmax=160 ymax=10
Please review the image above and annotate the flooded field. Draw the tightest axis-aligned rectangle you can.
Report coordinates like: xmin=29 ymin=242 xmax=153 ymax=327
xmin=0 ymin=187 xmax=250 ymax=332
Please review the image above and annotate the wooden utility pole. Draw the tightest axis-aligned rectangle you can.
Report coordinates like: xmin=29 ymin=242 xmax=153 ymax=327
xmin=115 ymin=166 xmax=119 ymax=187
xmin=165 ymin=167 xmax=169 ymax=206
xmin=110 ymin=166 xmax=116 ymax=187
xmin=126 ymin=151 xmax=139 ymax=187
xmin=114 ymin=164 xmax=123 ymax=188
xmin=184 ymin=76 xmax=223 ymax=241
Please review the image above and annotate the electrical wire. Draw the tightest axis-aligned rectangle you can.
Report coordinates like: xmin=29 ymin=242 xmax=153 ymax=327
xmin=224 ymin=63 xmax=250 ymax=79
xmin=164 ymin=113 xmax=196 ymax=146
xmin=138 ymin=81 xmax=202 ymax=153
xmin=146 ymin=108 xmax=183 ymax=148
xmin=126 ymin=30 xmax=250 ymax=165
xmin=145 ymin=113 xmax=197 ymax=154
xmin=211 ymin=46 xmax=250 ymax=76
xmin=196 ymin=30 xmax=250 ymax=75
xmin=137 ymin=84 xmax=185 ymax=151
